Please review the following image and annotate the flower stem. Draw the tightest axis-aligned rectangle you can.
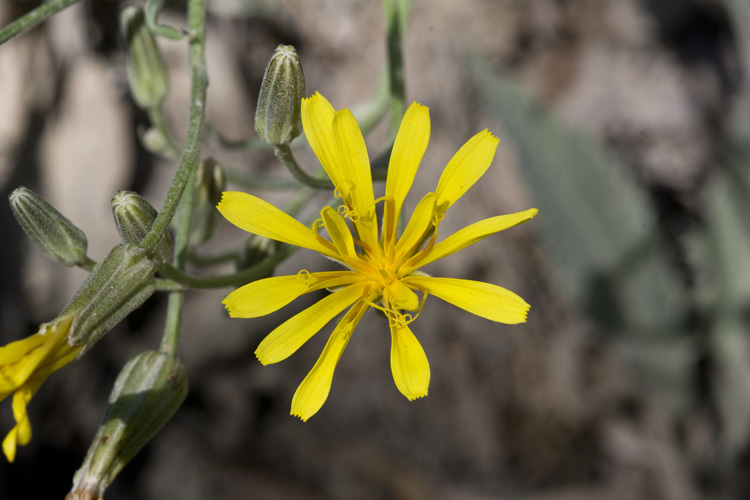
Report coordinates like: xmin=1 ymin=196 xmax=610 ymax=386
xmin=156 ymin=0 xmax=206 ymax=354
xmin=140 ymin=0 xmax=207 ymax=257
xmin=0 ymin=0 xmax=80 ymax=46
xmin=383 ymin=0 xmax=411 ymax=138
xmin=160 ymin=245 xmax=295 ymax=288
xmin=273 ymin=144 xmax=335 ymax=190
xmin=159 ymin=172 xmax=195 ymax=354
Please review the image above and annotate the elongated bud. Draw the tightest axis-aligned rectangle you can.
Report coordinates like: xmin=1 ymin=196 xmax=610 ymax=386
xmin=67 ymin=351 xmax=188 ymax=500
xmin=190 ymin=159 xmax=225 ymax=245
xmin=255 ymin=44 xmax=306 ymax=145
xmin=9 ymin=187 xmax=88 ymax=267
xmin=112 ymin=191 xmax=172 ymax=264
xmin=120 ymin=5 xmax=168 ymax=109
xmin=63 ymin=244 xmax=156 ymax=353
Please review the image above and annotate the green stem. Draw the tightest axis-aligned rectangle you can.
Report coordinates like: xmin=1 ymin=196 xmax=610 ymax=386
xmin=0 ymin=0 xmax=80 ymax=46
xmin=140 ymin=0 xmax=208 ymax=256
xmin=160 ymin=245 xmax=295 ymax=288
xmin=188 ymin=248 xmax=239 ymax=267
xmin=274 ymin=144 xmax=335 ymax=190
xmin=159 ymin=173 xmax=195 ymax=354
xmin=79 ymin=256 xmax=97 ymax=272
xmin=383 ymin=0 xmax=411 ymax=138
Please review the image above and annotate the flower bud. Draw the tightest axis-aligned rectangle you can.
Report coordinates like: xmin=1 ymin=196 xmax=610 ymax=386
xmin=120 ymin=5 xmax=168 ymax=109
xmin=236 ymin=234 xmax=277 ymax=273
xmin=63 ymin=244 xmax=156 ymax=352
xmin=255 ymin=44 xmax=306 ymax=145
xmin=112 ymin=191 xmax=172 ymax=264
xmin=190 ymin=159 xmax=226 ymax=245
xmin=67 ymin=351 xmax=188 ymax=500
xmin=9 ymin=186 xmax=88 ymax=267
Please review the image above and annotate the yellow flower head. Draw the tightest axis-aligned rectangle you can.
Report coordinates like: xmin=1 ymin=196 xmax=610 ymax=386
xmin=0 ymin=315 xmax=80 ymax=462
xmin=217 ymin=92 xmax=537 ymax=421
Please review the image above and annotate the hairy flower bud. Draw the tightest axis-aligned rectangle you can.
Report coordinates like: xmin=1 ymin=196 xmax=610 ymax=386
xmin=112 ymin=191 xmax=172 ymax=264
xmin=120 ymin=5 xmax=168 ymax=109
xmin=67 ymin=351 xmax=188 ymax=500
xmin=190 ymin=159 xmax=225 ymax=245
xmin=9 ymin=186 xmax=88 ymax=267
xmin=63 ymin=244 xmax=156 ymax=352
xmin=255 ymin=44 xmax=306 ymax=145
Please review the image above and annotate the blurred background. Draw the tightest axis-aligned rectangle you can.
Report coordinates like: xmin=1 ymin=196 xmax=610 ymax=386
xmin=1 ymin=0 xmax=748 ymax=498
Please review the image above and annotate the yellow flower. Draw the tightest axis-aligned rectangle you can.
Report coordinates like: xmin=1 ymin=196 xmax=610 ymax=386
xmin=0 ymin=315 xmax=80 ymax=462
xmin=217 ymin=92 xmax=538 ymax=421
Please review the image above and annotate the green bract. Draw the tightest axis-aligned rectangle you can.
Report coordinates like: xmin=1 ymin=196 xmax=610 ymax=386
xmin=64 ymin=244 xmax=156 ymax=351
xmin=120 ymin=5 xmax=168 ymax=109
xmin=69 ymin=351 xmax=188 ymax=500
xmin=9 ymin=186 xmax=88 ymax=267
xmin=255 ymin=44 xmax=306 ymax=145
xmin=112 ymin=190 xmax=172 ymax=264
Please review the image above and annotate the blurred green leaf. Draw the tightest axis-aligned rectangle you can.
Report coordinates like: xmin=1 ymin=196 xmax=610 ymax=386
xmin=469 ymin=56 xmax=688 ymax=334
xmin=705 ymin=158 xmax=750 ymax=455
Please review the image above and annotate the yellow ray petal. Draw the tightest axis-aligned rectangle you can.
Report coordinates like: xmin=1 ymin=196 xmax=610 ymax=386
xmin=405 ymin=276 xmax=530 ymax=324
xmin=383 ymin=102 xmax=430 ymax=245
xmin=394 ymin=192 xmax=436 ymax=262
xmin=331 ymin=109 xmax=378 ymax=247
xmin=412 ymin=208 xmax=538 ymax=269
xmin=217 ymin=191 xmax=335 ymax=257
xmin=321 ymin=206 xmax=356 ymax=258
xmin=0 ymin=318 xmax=70 ymax=395
xmin=291 ymin=301 xmax=369 ymax=421
xmin=223 ymin=271 xmax=363 ymax=318
xmin=435 ymin=130 xmax=499 ymax=215
xmin=301 ymin=92 xmax=343 ymax=188
xmin=390 ymin=324 xmax=430 ymax=400
xmin=255 ymin=283 xmax=368 ymax=365
xmin=3 ymin=379 xmax=43 ymax=463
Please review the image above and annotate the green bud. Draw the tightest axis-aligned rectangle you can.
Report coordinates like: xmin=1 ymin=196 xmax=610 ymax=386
xmin=190 ymin=159 xmax=225 ymax=245
xmin=67 ymin=351 xmax=188 ymax=500
xmin=112 ymin=191 xmax=172 ymax=264
xmin=255 ymin=44 xmax=306 ymax=145
xmin=237 ymin=234 xmax=277 ymax=273
xmin=120 ymin=5 xmax=168 ymax=109
xmin=63 ymin=244 xmax=156 ymax=352
xmin=9 ymin=186 xmax=88 ymax=267
xmin=137 ymin=125 xmax=178 ymax=159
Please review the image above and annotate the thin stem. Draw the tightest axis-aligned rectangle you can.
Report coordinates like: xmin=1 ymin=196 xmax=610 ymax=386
xmin=188 ymin=248 xmax=239 ymax=267
xmin=274 ymin=144 xmax=334 ymax=190
xmin=0 ymin=0 xmax=80 ymax=46
xmin=383 ymin=0 xmax=411 ymax=138
xmin=157 ymin=0 xmax=207 ymax=354
xmin=140 ymin=0 xmax=208 ymax=256
xmin=160 ymin=245 xmax=295 ymax=288
xmin=159 ymin=171 xmax=195 ymax=354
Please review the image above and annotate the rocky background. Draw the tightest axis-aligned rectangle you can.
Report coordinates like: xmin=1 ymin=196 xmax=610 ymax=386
xmin=0 ymin=0 xmax=748 ymax=499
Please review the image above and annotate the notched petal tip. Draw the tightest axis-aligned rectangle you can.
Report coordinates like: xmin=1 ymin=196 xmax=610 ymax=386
xmin=254 ymin=351 xmax=272 ymax=366
xmin=405 ymin=389 xmax=428 ymax=402
xmin=291 ymin=410 xmax=311 ymax=422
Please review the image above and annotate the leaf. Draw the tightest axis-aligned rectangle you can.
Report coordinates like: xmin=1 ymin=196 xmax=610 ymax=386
xmin=468 ymin=56 xmax=688 ymax=334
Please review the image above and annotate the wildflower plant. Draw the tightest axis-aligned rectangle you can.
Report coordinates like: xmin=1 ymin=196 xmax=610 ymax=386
xmin=0 ymin=0 xmax=536 ymax=496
